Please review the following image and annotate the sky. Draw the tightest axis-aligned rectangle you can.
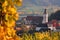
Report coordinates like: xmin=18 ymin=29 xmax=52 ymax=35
xmin=23 ymin=0 xmax=60 ymax=7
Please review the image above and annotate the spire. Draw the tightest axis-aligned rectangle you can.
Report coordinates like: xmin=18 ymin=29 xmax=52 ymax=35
xmin=44 ymin=9 xmax=47 ymax=14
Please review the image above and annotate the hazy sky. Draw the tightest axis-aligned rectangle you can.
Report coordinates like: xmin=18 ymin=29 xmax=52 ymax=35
xmin=23 ymin=0 xmax=60 ymax=7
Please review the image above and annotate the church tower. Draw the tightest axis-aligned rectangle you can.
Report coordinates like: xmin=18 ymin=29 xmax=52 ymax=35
xmin=42 ymin=9 xmax=48 ymax=24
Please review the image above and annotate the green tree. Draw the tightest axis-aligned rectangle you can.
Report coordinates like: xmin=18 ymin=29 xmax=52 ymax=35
xmin=49 ymin=10 xmax=60 ymax=21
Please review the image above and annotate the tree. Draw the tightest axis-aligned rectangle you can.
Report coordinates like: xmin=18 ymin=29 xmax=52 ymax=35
xmin=0 ymin=0 xmax=22 ymax=40
xmin=49 ymin=10 xmax=60 ymax=21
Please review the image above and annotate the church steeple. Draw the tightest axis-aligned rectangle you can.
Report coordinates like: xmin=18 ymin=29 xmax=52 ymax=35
xmin=42 ymin=9 xmax=48 ymax=24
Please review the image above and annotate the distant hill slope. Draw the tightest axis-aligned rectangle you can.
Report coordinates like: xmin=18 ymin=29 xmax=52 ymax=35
xmin=17 ymin=0 xmax=60 ymax=16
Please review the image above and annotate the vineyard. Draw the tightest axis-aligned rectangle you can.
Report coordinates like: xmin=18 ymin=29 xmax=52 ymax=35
xmin=19 ymin=31 xmax=60 ymax=40
xmin=0 ymin=0 xmax=60 ymax=40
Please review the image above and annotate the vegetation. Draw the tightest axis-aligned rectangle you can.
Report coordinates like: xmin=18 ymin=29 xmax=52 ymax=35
xmin=19 ymin=31 xmax=60 ymax=40
xmin=49 ymin=10 xmax=60 ymax=21
xmin=0 ymin=0 xmax=22 ymax=40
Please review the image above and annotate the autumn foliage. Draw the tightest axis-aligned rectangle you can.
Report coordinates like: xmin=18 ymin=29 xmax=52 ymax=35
xmin=0 ymin=0 xmax=22 ymax=40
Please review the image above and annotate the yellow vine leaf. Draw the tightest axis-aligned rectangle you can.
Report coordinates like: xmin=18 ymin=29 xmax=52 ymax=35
xmin=0 ymin=0 xmax=22 ymax=40
xmin=2 ymin=0 xmax=8 ymax=7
